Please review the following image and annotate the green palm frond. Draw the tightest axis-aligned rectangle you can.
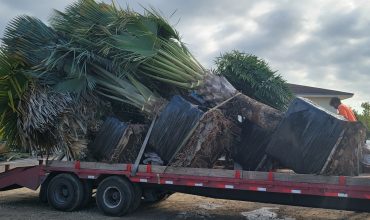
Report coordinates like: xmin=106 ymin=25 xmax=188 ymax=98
xmin=41 ymin=41 xmax=162 ymax=113
xmin=50 ymin=0 xmax=205 ymax=90
xmin=0 ymin=50 xmax=29 ymax=147
xmin=2 ymin=15 xmax=64 ymax=67
xmin=2 ymin=14 xmax=162 ymax=116
xmin=2 ymin=15 xmax=95 ymax=97
xmin=215 ymin=50 xmax=293 ymax=110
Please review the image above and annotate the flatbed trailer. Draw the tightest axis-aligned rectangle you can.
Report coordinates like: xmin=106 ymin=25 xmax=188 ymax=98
xmin=1 ymin=159 xmax=370 ymax=216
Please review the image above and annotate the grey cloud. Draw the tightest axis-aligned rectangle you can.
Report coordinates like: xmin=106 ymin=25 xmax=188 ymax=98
xmin=0 ymin=0 xmax=75 ymax=38
xmin=317 ymin=8 xmax=369 ymax=40
xmin=1 ymin=0 xmax=74 ymax=20
xmin=0 ymin=0 xmax=368 ymax=109
xmin=220 ymin=5 xmax=304 ymax=64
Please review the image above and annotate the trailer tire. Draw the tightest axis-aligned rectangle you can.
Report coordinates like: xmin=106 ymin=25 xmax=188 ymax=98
xmin=129 ymin=183 xmax=142 ymax=213
xmin=80 ymin=180 xmax=93 ymax=209
xmin=96 ymin=176 xmax=134 ymax=216
xmin=142 ymin=190 xmax=172 ymax=204
xmin=39 ymin=175 xmax=54 ymax=203
xmin=39 ymin=182 xmax=48 ymax=203
xmin=47 ymin=173 xmax=84 ymax=211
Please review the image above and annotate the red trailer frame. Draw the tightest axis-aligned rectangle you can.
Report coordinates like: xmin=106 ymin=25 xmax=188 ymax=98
xmin=1 ymin=159 xmax=370 ymax=215
xmin=43 ymin=160 xmax=370 ymax=200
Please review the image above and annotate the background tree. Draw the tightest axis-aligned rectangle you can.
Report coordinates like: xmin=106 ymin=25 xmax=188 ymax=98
xmin=356 ymin=102 xmax=370 ymax=138
xmin=215 ymin=50 xmax=293 ymax=111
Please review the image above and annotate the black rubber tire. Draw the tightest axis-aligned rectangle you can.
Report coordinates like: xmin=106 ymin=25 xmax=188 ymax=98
xmin=80 ymin=180 xmax=93 ymax=209
xmin=129 ymin=183 xmax=142 ymax=213
xmin=96 ymin=176 xmax=134 ymax=216
xmin=142 ymin=190 xmax=172 ymax=204
xmin=47 ymin=173 xmax=84 ymax=211
xmin=39 ymin=175 xmax=54 ymax=203
xmin=158 ymin=192 xmax=172 ymax=202
xmin=39 ymin=182 xmax=48 ymax=203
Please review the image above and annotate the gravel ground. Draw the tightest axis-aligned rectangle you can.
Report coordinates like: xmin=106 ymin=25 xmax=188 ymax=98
xmin=0 ymin=188 xmax=370 ymax=220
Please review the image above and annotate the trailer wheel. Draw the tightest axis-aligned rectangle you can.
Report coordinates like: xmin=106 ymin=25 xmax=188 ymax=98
xmin=47 ymin=173 xmax=84 ymax=211
xmin=142 ymin=190 xmax=172 ymax=204
xmin=96 ymin=176 xmax=134 ymax=216
xmin=39 ymin=182 xmax=48 ymax=203
xmin=39 ymin=175 xmax=54 ymax=203
xmin=80 ymin=180 xmax=93 ymax=209
xmin=129 ymin=183 xmax=142 ymax=213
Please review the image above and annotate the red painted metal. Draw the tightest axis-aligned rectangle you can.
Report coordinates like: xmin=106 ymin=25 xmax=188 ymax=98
xmin=146 ymin=164 xmax=152 ymax=173
xmin=127 ymin=164 xmax=132 ymax=173
xmin=74 ymin=161 xmax=81 ymax=169
xmin=339 ymin=176 xmax=346 ymax=185
xmin=0 ymin=166 xmax=41 ymax=191
xmin=235 ymin=170 xmax=241 ymax=179
xmin=42 ymin=164 xmax=369 ymax=200
xmin=2 ymin=161 xmax=370 ymax=204
xmin=268 ymin=171 xmax=274 ymax=181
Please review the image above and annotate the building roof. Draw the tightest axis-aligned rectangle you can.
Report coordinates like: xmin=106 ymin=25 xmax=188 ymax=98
xmin=288 ymin=83 xmax=354 ymax=99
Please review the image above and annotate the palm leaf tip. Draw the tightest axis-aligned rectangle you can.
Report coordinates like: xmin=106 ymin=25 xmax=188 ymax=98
xmin=3 ymin=15 xmax=61 ymax=67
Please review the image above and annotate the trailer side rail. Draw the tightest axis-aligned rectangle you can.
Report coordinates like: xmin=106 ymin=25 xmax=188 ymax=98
xmin=45 ymin=160 xmax=370 ymax=200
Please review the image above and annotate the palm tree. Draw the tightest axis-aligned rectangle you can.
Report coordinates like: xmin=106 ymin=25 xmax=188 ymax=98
xmin=0 ymin=0 xmax=282 ymax=164
xmin=0 ymin=49 xmax=83 ymax=159
xmin=49 ymin=0 xmax=283 ymax=131
xmin=2 ymin=15 xmax=210 ymax=163
xmin=1 ymin=10 xmax=235 ymax=165
xmin=1 ymin=16 xmax=127 ymax=159
xmin=3 ymin=15 xmax=165 ymax=117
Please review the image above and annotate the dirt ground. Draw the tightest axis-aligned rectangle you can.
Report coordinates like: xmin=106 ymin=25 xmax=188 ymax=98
xmin=1 ymin=189 xmax=370 ymax=220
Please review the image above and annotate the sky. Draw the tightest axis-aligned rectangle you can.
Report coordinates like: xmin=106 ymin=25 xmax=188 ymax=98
xmin=0 ymin=0 xmax=369 ymax=111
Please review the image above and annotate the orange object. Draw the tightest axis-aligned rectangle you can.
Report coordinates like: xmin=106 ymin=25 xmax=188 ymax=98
xmin=338 ymin=104 xmax=357 ymax=121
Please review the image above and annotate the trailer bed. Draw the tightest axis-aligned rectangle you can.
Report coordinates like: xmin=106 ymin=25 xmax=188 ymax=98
xmin=2 ymin=159 xmax=370 ymax=212
xmin=44 ymin=160 xmax=370 ymax=199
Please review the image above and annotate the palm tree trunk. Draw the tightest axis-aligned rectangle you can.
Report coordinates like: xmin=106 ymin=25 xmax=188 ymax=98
xmin=196 ymin=73 xmax=283 ymax=131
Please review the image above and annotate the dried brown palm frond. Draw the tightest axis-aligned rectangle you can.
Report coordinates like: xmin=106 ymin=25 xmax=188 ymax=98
xmin=53 ymin=114 xmax=88 ymax=160
xmin=17 ymin=85 xmax=72 ymax=132
xmin=71 ymin=93 xmax=112 ymax=136
xmin=16 ymin=84 xmax=110 ymax=160
xmin=59 ymin=93 xmax=111 ymax=160
xmin=17 ymin=85 xmax=73 ymax=152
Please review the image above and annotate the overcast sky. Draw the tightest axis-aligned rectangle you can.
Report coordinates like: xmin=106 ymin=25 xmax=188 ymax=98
xmin=0 ymin=0 xmax=369 ymax=111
